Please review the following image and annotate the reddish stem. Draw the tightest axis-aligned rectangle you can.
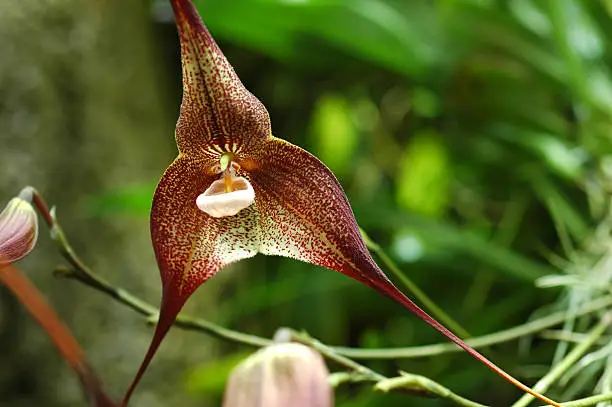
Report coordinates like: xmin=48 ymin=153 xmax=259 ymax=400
xmin=0 ymin=259 xmax=116 ymax=406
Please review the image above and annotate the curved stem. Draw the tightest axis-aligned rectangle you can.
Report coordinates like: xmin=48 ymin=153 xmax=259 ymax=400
xmin=376 ymin=371 xmax=488 ymax=407
xmin=541 ymin=393 xmax=612 ymax=407
xmin=512 ymin=313 xmax=612 ymax=407
xmin=334 ymin=295 xmax=612 ymax=359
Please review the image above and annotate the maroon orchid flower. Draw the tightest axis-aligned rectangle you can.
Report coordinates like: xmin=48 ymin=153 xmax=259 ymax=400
xmin=122 ymin=1 xmax=561 ymax=406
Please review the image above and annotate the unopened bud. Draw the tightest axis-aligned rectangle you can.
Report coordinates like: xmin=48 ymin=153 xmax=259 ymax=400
xmin=222 ymin=343 xmax=333 ymax=407
xmin=0 ymin=188 xmax=38 ymax=263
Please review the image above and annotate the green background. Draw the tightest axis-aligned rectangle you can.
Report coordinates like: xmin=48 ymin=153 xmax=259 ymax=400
xmin=3 ymin=0 xmax=612 ymax=406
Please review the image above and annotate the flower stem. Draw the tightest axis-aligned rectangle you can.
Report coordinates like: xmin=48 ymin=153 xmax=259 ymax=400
xmin=333 ymin=295 xmax=612 ymax=359
xmin=540 ymin=393 xmax=612 ymax=407
xmin=374 ymin=371 xmax=489 ymax=407
xmin=512 ymin=313 xmax=612 ymax=407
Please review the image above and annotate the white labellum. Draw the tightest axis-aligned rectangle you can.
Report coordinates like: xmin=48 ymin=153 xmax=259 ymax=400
xmin=196 ymin=175 xmax=255 ymax=218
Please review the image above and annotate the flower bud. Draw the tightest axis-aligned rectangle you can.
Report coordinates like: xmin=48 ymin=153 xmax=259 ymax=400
xmin=0 ymin=188 xmax=38 ymax=263
xmin=222 ymin=343 xmax=333 ymax=407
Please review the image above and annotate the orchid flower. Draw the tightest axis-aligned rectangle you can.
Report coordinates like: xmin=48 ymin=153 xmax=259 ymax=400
xmin=122 ymin=1 xmax=561 ymax=406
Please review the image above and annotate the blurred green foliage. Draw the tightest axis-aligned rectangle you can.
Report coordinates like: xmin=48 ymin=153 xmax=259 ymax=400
xmin=86 ymin=0 xmax=612 ymax=405
xmin=396 ymin=130 xmax=450 ymax=216
xmin=310 ymin=93 xmax=359 ymax=176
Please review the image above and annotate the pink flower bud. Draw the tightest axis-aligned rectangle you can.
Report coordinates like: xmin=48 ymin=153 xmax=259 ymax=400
xmin=222 ymin=343 xmax=333 ymax=407
xmin=0 ymin=188 xmax=38 ymax=263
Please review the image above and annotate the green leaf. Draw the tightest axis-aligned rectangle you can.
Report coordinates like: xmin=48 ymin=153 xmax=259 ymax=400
xmin=310 ymin=94 xmax=358 ymax=175
xmin=396 ymin=130 xmax=450 ymax=217
xmin=531 ymin=176 xmax=589 ymax=246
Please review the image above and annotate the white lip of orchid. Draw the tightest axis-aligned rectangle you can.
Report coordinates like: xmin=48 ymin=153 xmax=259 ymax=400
xmin=196 ymin=164 xmax=255 ymax=218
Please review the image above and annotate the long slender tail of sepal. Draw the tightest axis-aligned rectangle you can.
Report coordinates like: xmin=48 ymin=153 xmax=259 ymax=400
xmin=120 ymin=293 xmax=185 ymax=407
xmin=364 ymin=268 xmax=562 ymax=407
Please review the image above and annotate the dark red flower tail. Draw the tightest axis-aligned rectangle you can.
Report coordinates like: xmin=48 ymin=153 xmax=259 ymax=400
xmin=361 ymin=262 xmax=562 ymax=407
xmin=0 ymin=259 xmax=117 ymax=407
xmin=120 ymin=288 xmax=186 ymax=407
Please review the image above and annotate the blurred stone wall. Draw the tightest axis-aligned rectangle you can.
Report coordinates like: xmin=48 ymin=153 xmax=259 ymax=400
xmin=0 ymin=1 xmax=219 ymax=406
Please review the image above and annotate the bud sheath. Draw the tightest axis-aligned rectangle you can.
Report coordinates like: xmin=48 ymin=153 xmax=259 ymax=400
xmin=223 ymin=343 xmax=333 ymax=407
xmin=0 ymin=189 xmax=39 ymax=263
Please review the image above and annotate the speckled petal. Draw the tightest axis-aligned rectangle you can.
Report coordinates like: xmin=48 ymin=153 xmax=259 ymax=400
xmin=170 ymin=0 xmax=271 ymax=156
xmin=123 ymin=155 xmax=261 ymax=406
xmin=249 ymin=138 xmax=375 ymax=282
xmin=152 ymin=157 xmax=260 ymax=298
